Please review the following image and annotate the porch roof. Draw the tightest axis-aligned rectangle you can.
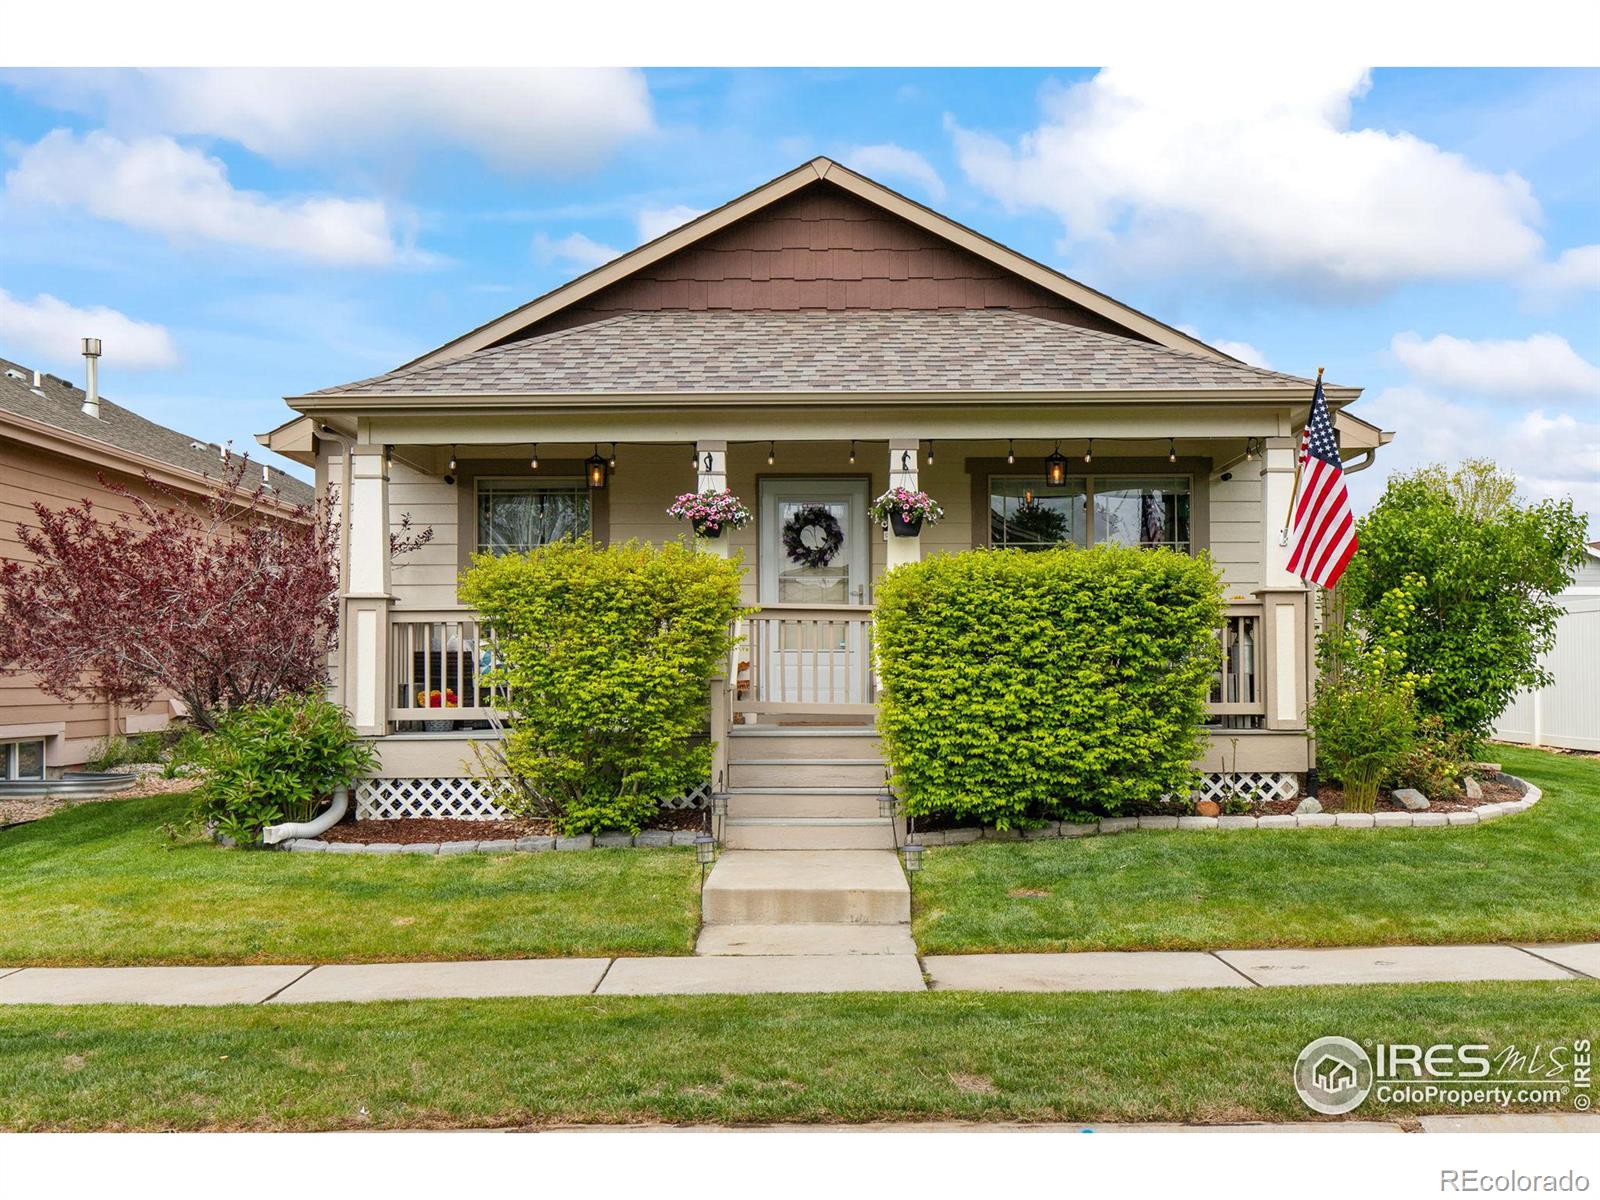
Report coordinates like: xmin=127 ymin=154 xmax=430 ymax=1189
xmin=298 ymin=309 xmax=1336 ymax=402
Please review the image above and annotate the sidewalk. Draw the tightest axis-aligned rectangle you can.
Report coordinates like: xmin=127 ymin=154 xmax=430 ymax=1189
xmin=0 ymin=941 xmax=1594 ymax=1005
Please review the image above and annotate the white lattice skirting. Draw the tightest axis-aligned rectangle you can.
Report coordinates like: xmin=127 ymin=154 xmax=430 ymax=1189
xmin=356 ymin=777 xmax=712 ymax=821
xmin=1193 ymin=772 xmax=1300 ymax=806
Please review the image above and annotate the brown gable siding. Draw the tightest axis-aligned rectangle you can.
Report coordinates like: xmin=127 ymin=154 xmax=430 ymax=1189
xmin=505 ymin=182 xmax=1147 ymax=343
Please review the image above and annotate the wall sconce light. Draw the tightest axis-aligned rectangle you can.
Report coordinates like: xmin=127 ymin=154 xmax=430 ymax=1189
xmin=585 ymin=446 xmax=608 ymax=489
xmin=1045 ymin=442 xmax=1068 ymax=488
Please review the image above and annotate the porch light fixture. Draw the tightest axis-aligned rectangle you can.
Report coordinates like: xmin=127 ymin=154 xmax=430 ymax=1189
xmin=530 ymin=443 xmax=539 ymax=470
xmin=1084 ymin=438 xmax=1094 ymax=464
xmin=1007 ymin=438 xmax=1015 ymax=465
xmin=1168 ymin=437 xmax=1178 ymax=464
xmin=1045 ymin=442 xmax=1068 ymax=488
xmin=585 ymin=446 xmax=608 ymax=489
xmin=767 ymin=441 xmax=776 ymax=466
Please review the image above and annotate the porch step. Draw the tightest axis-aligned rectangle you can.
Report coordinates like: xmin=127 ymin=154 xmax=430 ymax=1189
xmin=722 ymin=817 xmax=897 ymax=851
xmin=726 ymin=792 xmax=884 ymax=819
xmin=701 ymin=850 xmax=910 ymax=925
xmin=728 ymin=727 xmax=882 ymax=762
xmin=728 ymin=759 xmax=886 ymax=789
xmin=695 ymin=923 xmax=917 ymax=956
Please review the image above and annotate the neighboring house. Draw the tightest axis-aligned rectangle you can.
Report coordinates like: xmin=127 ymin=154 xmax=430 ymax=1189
xmin=260 ymin=157 xmax=1392 ymax=827
xmin=1494 ymin=541 xmax=1600 ymax=752
xmin=0 ymin=346 xmax=314 ymax=777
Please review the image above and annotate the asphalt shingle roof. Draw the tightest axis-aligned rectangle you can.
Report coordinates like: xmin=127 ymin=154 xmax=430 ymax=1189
xmin=308 ymin=310 xmax=1320 ymax=398
xmin=0 ymin=356 xmax=314 ymax=503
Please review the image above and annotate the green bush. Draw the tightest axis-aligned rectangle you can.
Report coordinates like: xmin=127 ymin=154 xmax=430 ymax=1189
xmin=1343 ymin=460 xmax=1584 ymax=745
xmin=190 ymin=694 xmax=375 ymax=845
xmin=874 ymin=547 xmax=1225 ymax=827
xmin=459 ymin=539 xmax=747 ymax=835
xmin=85 ymin=730 xmax=173 ymax=771
xmin=1392 ymin=714 xmax=1474 ymax=800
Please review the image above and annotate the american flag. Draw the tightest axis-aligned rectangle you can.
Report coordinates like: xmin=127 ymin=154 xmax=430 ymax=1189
xmin=1285 ymin=375 xmax=1358 ymax=588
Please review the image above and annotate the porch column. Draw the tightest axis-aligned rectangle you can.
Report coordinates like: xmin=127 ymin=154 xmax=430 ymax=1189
xmin=1258 ymin=436 xmax=1311 ymax=730
xmin=694 ymin=439 xmax=731 ymax=559
xmin=885 ymin=437 xmax=921 ymax=570
xmin=345 ymin=446 xmax=391 ymax=736
xmin=1260 ymin=436 xmax=1301 ymax=589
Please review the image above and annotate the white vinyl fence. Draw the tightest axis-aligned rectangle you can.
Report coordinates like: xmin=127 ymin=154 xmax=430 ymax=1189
xmin=1494 ymin=594 xmax=1600 ymax=751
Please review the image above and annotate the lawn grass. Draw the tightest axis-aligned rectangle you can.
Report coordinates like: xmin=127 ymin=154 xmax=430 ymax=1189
xmin=1 ymin=981 xmax=1592 ymax=1130
xmin=0 ymin=794 xmax=701 ymax=965
xmin=913 ymin=746 xmax=1600 ymax=954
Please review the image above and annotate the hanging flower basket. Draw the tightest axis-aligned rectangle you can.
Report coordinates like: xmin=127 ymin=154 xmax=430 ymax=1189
xmin=869 ymin=487 xmax=944 ymax=538
xmin=668 ymin=489 xmax=752 ymax=541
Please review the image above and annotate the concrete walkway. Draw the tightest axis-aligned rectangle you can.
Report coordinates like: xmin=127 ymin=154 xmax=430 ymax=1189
xmin=0 ymin=941 xmax=1593 ymax=1005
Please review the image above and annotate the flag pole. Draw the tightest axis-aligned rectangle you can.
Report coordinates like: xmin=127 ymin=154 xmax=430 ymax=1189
xmin=1277 ymin=366 xmax=1322 ymax=545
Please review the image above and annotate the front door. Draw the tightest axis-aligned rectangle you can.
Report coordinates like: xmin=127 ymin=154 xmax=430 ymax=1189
xmin=758 ymin=478 xmax=871 ymax=605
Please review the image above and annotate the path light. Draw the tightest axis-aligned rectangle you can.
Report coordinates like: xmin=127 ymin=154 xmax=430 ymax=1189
xmin=586 ymin=446 xmax=608 ymax=489
xmin=878 ymin=789 xmax=899 ymax=820
xmin=1046 ymin=442 xmax=1068 ymax=488
xmin=695 ymin=834 xmax=717 ymax=867
xmin=900 ymin=840 xmax=924 ymax=874
xmin=712 ymin=792 xmax=728 ymax=819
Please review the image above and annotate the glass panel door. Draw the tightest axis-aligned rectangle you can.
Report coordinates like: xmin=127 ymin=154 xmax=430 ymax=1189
xmin=759 ymin=478 xmax=871 ymax=606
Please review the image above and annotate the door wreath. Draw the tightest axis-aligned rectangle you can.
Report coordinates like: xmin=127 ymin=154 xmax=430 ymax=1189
xmin=782 ymin=505 xmax=845 ymax=568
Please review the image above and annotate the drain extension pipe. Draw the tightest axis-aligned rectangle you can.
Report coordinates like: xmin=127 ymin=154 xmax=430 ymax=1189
xmin=262 ymin=786 xmax=348 ymax=846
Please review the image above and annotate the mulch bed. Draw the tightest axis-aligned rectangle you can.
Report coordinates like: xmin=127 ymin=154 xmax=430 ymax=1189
xmin=1256 ymin=777 xmax=1523 ymax=816
xmin=322 ymin=805 xmax=704 ymax=845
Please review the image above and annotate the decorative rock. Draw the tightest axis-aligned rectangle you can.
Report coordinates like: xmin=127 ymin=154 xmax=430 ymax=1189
xmin=1022 ymin=821 xmax=1061 ymax=840
xmin=1098 ymin=817 xmax=1138 ymax=835
xmin=1177 ymin=816 xmax=1218 ymax=830
xmin=515 ymin=836 xmax=555 ymax=852
xmin=594 ymin=832 xmax=634 ymax=848
xmin=439 ymin=840 xmax=482 ymax=855
xmin=287 ymin=839 xmax=327 ymax=852
xmin=670 ymin=830 xmax=701 ymax=846
xmin=1334 ymin=813 xmax=1375 ymax=828
xmin=1218 ymin=815 xmax=1258 ymax=830
xmin=633 ymin=830 xmax=674 ymax=848
xmin=983 ymin=827 xmax=1022 ymax=841
xmin=1373 ymin=813 xmax=1414 ymax=828
xmin=1462 ymin=776 xmax=1484 ymax=801
xmin=1410 ymin=813 xmax=1449 ymax=828
xmin=477 ymin=839 xmax=516 ymax=853
xmin=556 ymin=835 xmax=595 ymax=851
xmin=1257 ymin=815 xmax=1297 ymax=829
xmin=1060 ymin=822 xmax=1097 ymax=838
xmin=1447 ymin=812 xmax=1480 ymax=826
xmin=1294 ymin=797 xmax=1322 ymax=815
xmin=943 ymin=828 xmax=983 ymax=844
xmin=1473 ymin=762 xmax=1502 ymax=776
xmin=1194 ymin=799 xmax=1222 ymax=818
xmin=1137 ymin=816 xmax=1179 ymax=830
xmin=400 ymin=843 xmax=440 ymax=854
xmin=1392 ymin=788 xmax=1431 ymax=812
xmin=1296 ymin=814 xmax=1336 ymax=828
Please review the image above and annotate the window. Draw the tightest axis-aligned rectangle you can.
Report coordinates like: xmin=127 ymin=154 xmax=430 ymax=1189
xmin=3 ymin=740 xmax=46 ymax=781
xmin=475 ymin=479 xmax=590 ymax=554
xmin=989 ymin=475 xmax=1191 ymax=552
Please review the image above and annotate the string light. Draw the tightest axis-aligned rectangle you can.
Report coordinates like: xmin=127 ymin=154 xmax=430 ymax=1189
xmin=848 ymin=440 xmax=856 ymax=464
xmin=926 ymin=440 xmax=935 ymax=466
xmin=767 ymin=441 xmax=775 ymax=466
xmin=1007 ymin=438 xmax=1015 ymax=465
xmin=530 ymin=443 xmax=539 ymax=470
xmin=1168 ymin=438 xmax=1177 ymax=464
xmin=609 ymin=442 xmax=617 ymax=469
xmin=447 ymin=445 xmax=457 ymax=473
xmin=1084 ymin=438 xmax=1094 ymax=464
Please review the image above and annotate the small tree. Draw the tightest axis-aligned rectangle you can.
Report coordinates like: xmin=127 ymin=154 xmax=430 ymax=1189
xmin=1342 ymin=460 xmax=1585 ymax=745
xmin=459 ymin=539 xmax=747 ymax=835
xmin=0 ymin=455 xmax=429 ymax=730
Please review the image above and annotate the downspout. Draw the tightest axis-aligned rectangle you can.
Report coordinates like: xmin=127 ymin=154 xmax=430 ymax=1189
xmin=1342 ymin=450 xmax=1377 ymax=474
xmin=262 ymin=786 xmax=348 ymax=846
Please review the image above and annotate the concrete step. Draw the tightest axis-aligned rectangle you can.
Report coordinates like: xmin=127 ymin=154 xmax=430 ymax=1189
xmin=695 ymin=924 xmax=918 ymax=956
xmin=727 ymin=792 xmax=885 ymax=819
xmin=728 ymin=759 xmax=886 ymax=789
xmin=722 ymin=818 xmax=897 ymax=851
xmin=701 ymin=850 xmax=910 ymax=925
xmin=728 ymin=727 xmax=882 ymax=762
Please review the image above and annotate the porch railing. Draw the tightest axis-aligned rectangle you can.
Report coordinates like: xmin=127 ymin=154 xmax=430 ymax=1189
xmin=735 ymin=603 xmax=876 ymax=717
xmin=389 ymin=610 xmax=503 ymax=724
xmin=1209 ymin=603 xmax=1265 ymax=725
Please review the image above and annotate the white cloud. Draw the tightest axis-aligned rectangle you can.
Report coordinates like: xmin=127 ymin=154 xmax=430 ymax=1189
xmin=5 ymin=131 xmax=401 ymax=266
xmin=0 ymin=288 xmax=178 ymax=369
xmin=532 ymin=231 xmax=620 ymax=271
xmin=1391 ymin=331 xmax=1600 ymax=399
xmin=948 ymin=67 xmax=1546 ymax=292
xmin=635 ymin=205 xmax=705 ymax=243
xmin=1175 ymin=324 xmax=1273 ymax=369
xmin=6 ymin=68 xmax=654 ymax=174
xmin=1347 ymin=386 xmax=1599 ymax=534
xmin=1522 ymin=244 xmax=1600 ymax=300
xmin=843 ymin=143 xmax=946 ymax=200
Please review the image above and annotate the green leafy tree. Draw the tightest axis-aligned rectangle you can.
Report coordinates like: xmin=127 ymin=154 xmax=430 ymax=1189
xmin=459 ymin=539 xmax=747 ymax=835
xmin=1342 ymin=460 xmax=1585 ymax=744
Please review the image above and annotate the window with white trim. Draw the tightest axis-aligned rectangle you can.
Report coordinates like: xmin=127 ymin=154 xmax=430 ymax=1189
xmin=3 ymin=740 xmax=46 ymax=781
xmin=989 ymin=476 xmax=1192 ymax=553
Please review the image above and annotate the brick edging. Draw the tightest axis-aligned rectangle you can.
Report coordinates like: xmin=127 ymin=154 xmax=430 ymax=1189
xmin=280 ymin=829 xmax=703 ymax=855
xmin=913 ymin=773 xmax=1542 ymax=846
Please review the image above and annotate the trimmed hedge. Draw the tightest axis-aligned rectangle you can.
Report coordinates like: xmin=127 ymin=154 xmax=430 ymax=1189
xmin=874 ymin=548 xmax=1225 ymax=827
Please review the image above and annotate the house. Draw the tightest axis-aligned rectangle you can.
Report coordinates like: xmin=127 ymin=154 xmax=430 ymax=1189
xmin=261 ymin=157 xmax=1391 ymax=832
xmin=1494 ymin=541 xmax=1600 ymax=751
xmin=0 ymin=342 xmax=313 ymax=778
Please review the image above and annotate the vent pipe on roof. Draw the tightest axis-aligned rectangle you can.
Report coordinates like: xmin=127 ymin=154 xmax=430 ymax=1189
xmin=32 ymin=369 xmax=42 ymax=388
xmin=81 ymin=337 xmax=102 ymax=419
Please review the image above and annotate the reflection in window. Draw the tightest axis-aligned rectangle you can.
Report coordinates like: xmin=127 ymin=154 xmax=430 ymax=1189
xmin=990 ymin=478 xmax=1087 ymax=550
xmin=476 ymin=480 xmax=590 ymax=554
xmin=1094 ymin=478 xmax=1191 ymax=552
xmin=4 ymin=740 xmax=46 ymax=781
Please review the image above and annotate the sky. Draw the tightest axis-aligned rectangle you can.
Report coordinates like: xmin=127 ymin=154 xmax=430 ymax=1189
xmin=0 ymin=67 xmax=1596 ymax=531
